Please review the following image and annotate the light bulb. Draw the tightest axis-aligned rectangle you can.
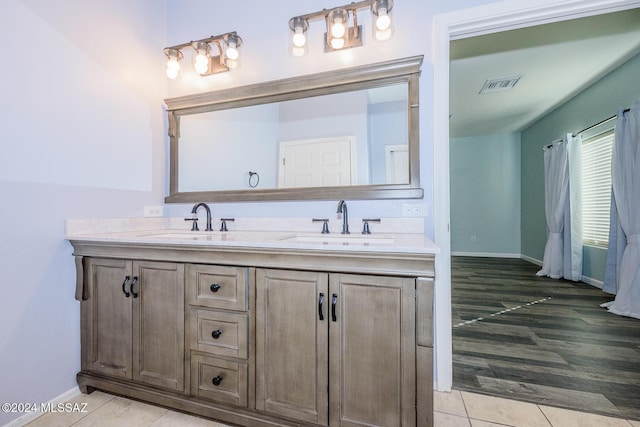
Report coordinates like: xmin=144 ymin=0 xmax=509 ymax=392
xmin=331 ymin=18 xmax=346 ymax=38
xmin=292 ymin=27 xmax=306 ymax=48
xmin=167 ymin=58 xmax=180 ymax=71
xmin=375 ymin=9 xmax=391 ymax=31
xmin=331 ymin=37 xmax=345 ymax=50
xmin=166 ymin=67 xmax=178 ymax=79
xmin=225 ymin=58 xmax=238 ymax=70
xmin=195 ymin=54 xmax=208 ymax=66
xmin=292 ymin=46 xmax=305 ymax=57
xmin=226 ymin=45 xmax=239 ymax=61
xmin=194 ymin=60 xmax=208 ymax=75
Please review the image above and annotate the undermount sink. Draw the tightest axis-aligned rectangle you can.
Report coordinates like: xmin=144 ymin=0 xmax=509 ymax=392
xmin=139 ymin=232 xmax=226 ymax=241
xmin=280 ymin=234 xmax=394 ymax=246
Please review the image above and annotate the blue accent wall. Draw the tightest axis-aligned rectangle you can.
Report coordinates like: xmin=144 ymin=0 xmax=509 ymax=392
xmin=451 ymin=133 xmax=521 ymax=255
xmin=521 ymin=52 xmax=640 ymax=282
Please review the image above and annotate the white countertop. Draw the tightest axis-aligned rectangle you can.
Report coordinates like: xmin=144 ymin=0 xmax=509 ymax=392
xmin=65 ymin=217 xmax=439 ymax=255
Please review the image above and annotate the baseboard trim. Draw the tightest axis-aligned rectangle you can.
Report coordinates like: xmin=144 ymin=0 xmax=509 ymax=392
xmin=3 ymin=386 xmax=81 ymax=427
xmin=520 ymin=254 xmax=543 ymax=266
xmin=581 ymin=275 xmax=604 ymax=289
xmin=452 ymin=252 xmax=521 ymax=258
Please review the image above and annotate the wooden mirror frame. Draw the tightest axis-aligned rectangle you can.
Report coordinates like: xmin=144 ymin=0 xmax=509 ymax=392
xmin=164 ymin=55 xmax=423 ymax=203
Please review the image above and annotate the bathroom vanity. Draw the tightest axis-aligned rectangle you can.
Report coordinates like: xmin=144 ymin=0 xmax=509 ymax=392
xmin=68 ymin=220 xmax=436 ymax=426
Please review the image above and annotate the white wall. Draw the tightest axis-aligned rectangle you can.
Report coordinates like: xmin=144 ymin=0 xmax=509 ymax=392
xmin=0 ymin=0 xmax=167 ymax=424
xmin=8 ymin=2 xmax=614 ymax=421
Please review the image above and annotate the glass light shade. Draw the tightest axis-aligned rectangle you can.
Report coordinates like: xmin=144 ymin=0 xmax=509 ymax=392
xmin=225 ymin=58 xmax=238 ymax=70
xmin=164 ymin=48 xmax=182 ymax=79
xmin=225 ymin=34 xmax=242 ymax=62
xmin=328 ymin=9 xmax=348 ymax=38
xmin=192 ymin=42 xmax=211 ymax=75
xmin=289 ymin=17 xmax=309 ymax=51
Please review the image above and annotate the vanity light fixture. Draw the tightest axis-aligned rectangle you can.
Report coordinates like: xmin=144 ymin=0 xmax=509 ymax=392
xmin=163 ymin=31 xmax=243 ymax=79
xmin=288 ymin=0 xmax=393 ymax=56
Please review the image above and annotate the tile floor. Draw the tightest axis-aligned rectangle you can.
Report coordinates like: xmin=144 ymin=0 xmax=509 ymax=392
xmin=18 ymin=389 xmax=640 ymax=427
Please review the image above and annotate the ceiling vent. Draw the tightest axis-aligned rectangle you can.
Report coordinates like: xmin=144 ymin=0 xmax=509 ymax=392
xmin=479 ymin=76 xmax=521 ymax=94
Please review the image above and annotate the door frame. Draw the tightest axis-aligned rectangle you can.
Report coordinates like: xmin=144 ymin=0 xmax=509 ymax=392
xmin=432 ymin=0 xmax=640 ymax=391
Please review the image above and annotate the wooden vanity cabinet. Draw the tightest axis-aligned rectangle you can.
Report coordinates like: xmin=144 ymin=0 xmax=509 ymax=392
xmin=81 ymin=258 xmax=185 ymax=392
xmin=72 ymin=243 xmax=434 ymax=427
xmin=256 ymin=269 xmax=416 ymax=427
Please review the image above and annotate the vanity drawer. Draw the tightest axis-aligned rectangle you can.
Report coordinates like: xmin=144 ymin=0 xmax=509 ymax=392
xmin=190 ymin=308 xmax=248 ymax=359
xmin=186 ymin=264 xmax=247 ymax=311
xmin=191 ymin=353 xmax=248 ymax=407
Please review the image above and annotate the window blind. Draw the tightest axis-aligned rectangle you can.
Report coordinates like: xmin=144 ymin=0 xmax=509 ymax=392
xmin=581 ymin=129 xmax=614 ymax=247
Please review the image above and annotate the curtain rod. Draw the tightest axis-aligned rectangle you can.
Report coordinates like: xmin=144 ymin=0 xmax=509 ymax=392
xmin=572 ymin=108 xmax=631 ymax=137
xmin=543 ymin=107 xmax=632 ymax=150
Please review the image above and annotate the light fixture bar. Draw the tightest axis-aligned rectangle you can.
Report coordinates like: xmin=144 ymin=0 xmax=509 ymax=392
xmin=163 ymin=31 xmax=242 ymax=78
xmin=293 ymin=0 xmax=374 ymax=22
xmin=288 ymin=0 xmax=393 ymax=56
xmin=164 ymin=31 xmax=240 ymax=52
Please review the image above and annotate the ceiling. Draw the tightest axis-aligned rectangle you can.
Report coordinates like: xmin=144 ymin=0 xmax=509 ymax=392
xmin=449 ymin=8 xmax=640 ymax=138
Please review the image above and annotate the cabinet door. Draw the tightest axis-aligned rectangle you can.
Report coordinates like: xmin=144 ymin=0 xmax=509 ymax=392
xmin=256 ymin=269 xmax=329 ymax=426
xmin=132 ymin=261 xmax=185 ymax=391
xmin=82 ymin=258 xmax=132 ymax=379
xmin=329 ymin=274 xmax=416 ymax=427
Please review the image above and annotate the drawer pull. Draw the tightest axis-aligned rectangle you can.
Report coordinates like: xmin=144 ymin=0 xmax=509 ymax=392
xmin=122 ymin=276 xmax=131 ymax=298
xmin=211 ymin=329 xmax=222 ymax=339
xmin=210 ymin=283 xmax=221 ymax=293
xmin=212 ymin=375 xmax=223 ymax=386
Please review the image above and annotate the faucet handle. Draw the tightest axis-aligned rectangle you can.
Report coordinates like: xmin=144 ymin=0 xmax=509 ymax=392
xmin=312 ymin=218 xmax=330 ymax=234
xmin=185 ymin=215 xmax=199 ymax=231
xmin=362 ymin=218 xmax=381 ymax=235
xmin=220 ymin=218 xmax=235 ymax=232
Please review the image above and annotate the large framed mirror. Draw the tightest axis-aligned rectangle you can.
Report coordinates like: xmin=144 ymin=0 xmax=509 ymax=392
xmin=164 ymin=55 xmax=423 ymax=203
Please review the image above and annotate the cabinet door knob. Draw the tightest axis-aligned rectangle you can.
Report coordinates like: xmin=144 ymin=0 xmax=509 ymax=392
xmin=211 ymin=329 xmax=222 ymax=339
xmin=130 ymin=276 xmax=138 ymax=298
xmin=210 ymin=283 xmax=221 ymax=293
xmin=212 ymin=375 xmax=223 ymax=386
xmin=122 ymin=276 xmax=131 ymax=298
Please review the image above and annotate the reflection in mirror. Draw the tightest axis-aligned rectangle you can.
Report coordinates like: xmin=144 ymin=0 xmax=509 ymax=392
xmin=165 ymin=55 xmax=423 ymax=203
xmin=178 ymin=84 xmax=408 ymax=192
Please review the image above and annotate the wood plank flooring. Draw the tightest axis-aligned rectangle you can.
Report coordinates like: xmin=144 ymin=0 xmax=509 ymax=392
xmin=451 ymin=256 xmax=640 ymax=421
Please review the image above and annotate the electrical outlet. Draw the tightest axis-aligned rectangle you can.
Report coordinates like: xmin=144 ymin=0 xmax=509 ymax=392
xmin=144 ymin=206 xmax=164 ymax=217
xmin=401 ymin=203 xmax=427 ymax=217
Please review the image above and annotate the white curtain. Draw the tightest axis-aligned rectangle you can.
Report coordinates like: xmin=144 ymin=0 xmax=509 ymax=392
xmin=537 ymin=134 xmax=582 ymax=280
xmin=602 ymin=102 xmax=640 ymax=319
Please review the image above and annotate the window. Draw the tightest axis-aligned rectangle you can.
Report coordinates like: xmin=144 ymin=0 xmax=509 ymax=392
xmin=581 ymin=129 xmax=614 ymax=247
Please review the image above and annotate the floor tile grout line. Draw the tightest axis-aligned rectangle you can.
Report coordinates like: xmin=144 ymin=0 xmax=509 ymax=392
xmin=453 ymin=296 xmax=552 ymax=328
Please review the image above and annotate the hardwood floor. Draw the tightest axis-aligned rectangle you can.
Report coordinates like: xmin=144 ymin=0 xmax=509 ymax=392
xmin=451 ymin=256 xmax=640 ymax=421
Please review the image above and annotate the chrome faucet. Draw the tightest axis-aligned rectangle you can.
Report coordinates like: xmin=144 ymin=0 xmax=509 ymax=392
xmin=337 ymin=200 xmax=350 ymax=234
xmin=186 ymin=202 xmax=213 ymax=231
